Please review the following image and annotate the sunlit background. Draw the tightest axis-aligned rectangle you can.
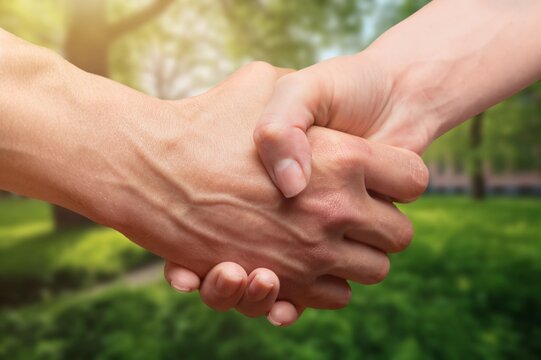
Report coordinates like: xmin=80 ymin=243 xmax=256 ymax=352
xmin=1 ymin=0 xmax=540 ymax=359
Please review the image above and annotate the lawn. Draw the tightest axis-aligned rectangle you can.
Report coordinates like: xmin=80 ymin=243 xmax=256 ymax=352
xmin=0 ymin=198 xmax=156 ymax=305
xmin=0 ymin=196 xmax=540 ymax=359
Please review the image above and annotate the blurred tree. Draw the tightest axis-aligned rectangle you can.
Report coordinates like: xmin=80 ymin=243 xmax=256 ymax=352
xmin=112 ymin=0 xmax=374 ymax=98
xmin=383 ymin=0 xmax=541 ymax=198
xmin=425 ymin=88 xmax=541 ymax=198
xmin=64 ymin=0 xmax=174 ymax=77
xmin=110 ymin=0 xmax=235 ymax=98
xmin=218 ymin=0 xmax=371 ymax=68
xmin=484 ymin=83 xmax=541 ymax=173
xmin=470 ymin=112 xmax=486 ymax=199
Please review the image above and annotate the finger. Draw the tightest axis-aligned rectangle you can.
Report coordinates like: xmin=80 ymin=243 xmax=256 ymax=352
xmin=292 ymin=275 xmax=352 ymax=309
xmin=200 ymin=262 xmax=248 ymax=312
xmin=329 ymin=241 xmax=391 ymax=285
xmin=267 ymin=301 xmax=305 ymax=327
xmin=164 ymin=261 xmax=201 ymax=293
xmin=362 ymin=141 xmax=429 ymax=203
xmin=235 ymin=268 xmax=280 ymax=318
xmin=254 ymin=70 xmax=331 ymax=198
xmin=345 ymin=197 xmax=414 ymax=253
xmin=303 ymin=127 xmax=428 ymax=203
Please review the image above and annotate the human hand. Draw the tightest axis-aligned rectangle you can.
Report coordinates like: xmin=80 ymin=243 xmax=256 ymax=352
xmin=94 ymin=62 xmax=426 ymax=322
xmin=164 ymin=261 xmax=302 ymax=326
xmin=254 ymin=0 xmax=541 ymax=199
xmin=0 ymin=32 xmax=307 ymax=326
xmin=25 ymin=59 xmax=426 ymax=326
xmin=253 ymin=53 xmax=431 ymax=198
xmin=114 ymin=62 xmax=427 ymax=326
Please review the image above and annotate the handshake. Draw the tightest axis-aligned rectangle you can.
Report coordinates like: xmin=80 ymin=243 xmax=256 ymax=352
xmin=2 ymin=0 xmax=539 ymax=327
xmin=80 ymin=59 xmax=429 ymax=326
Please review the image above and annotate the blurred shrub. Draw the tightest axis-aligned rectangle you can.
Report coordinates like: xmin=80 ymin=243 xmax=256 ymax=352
xmin=1 ymin=197 xmax=540 ymax=359
xmin=0 ymin=199 xmax=156 ymax=306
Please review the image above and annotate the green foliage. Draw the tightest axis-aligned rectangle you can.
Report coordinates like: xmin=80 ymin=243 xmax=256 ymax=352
xmin=109 ymin=0 xmax=375 ymax=96
xmin=424 ymin=87 xmax=541 ymax=173
xmin=484 ymin=85 xmax=541 ymax=171
xmin=0 ymin=0 xmax=65 ymax=50
xmin=1 ymin=197 xmax=540 ymax=359
xmin=0 ymin=199 xmax=155 ymax=305
xmin=218 ymin=0 xmax=372 ymax=68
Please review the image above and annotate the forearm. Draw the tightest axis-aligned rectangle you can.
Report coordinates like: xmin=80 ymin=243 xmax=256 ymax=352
xmin=0 ymin=29 xmax=173 ymax=226
xmin=366 ymin=0 xmax=541 ymax=148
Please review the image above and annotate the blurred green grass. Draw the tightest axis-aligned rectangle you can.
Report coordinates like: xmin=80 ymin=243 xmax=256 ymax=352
xmin=0 ymin=196 xmax=540 ymax=359
xmin=0 ymin=198 xmax=156 ymax=305
xmin=0 ymin=198 xmax=52 ymax=249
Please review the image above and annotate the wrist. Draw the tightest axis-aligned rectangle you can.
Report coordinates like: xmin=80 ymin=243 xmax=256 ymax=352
xmin=361 ymin=0 xmax=541 ymax=153
xmin=65 ymin=77 xmax=192 ymax=231
xmin=353 ymin=49 xmax=436 ymax=154
xmin=0 ymin=37 xmax=187 ymax=229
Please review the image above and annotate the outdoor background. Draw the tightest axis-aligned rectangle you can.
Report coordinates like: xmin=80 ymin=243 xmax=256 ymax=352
xmin=1 ymin=0 xmax=540 ymax=359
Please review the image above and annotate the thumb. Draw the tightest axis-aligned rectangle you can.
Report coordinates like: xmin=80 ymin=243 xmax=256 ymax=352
xmin=254 ymin=70 xmax=329 ymax=198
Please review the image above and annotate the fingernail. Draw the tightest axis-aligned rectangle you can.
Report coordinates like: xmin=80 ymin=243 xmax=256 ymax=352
xmin=273 ymin=158 xmax=306 ymax=198
xmin=171 ymin=281 xmax=195 ymax=293
xmin=247 ymin=275 xmax=274 ymax=302
xmin=216 ymin=272 xmax=244 ymax=297
xmin=267 ymin=314 xmax=282 ymax=327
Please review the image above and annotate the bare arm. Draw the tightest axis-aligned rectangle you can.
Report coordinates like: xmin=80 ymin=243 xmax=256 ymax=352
xmin=368 ymin=0 xmax=541 ymax=146
xmin=0 ymin=29 xmax=428 ymax=324
xmin=0 ymin=28 xmax=165 ymax=224
xmin=253 ymin=0 xmax=541 ymax=197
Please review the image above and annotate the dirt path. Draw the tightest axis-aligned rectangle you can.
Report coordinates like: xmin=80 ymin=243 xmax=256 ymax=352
xmin=87 ymin=261 xmax=165 ymax=295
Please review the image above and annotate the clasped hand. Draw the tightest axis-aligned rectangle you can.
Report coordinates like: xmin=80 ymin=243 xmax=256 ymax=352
xmin=98 ymin=63 xmax=427 ymax=326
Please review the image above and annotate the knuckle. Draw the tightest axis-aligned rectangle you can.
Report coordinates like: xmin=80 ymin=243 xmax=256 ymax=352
xmin=367 ymin=255 xmax=391 ymax=284
xmin=316 ymin=247 xmax=339 ymax=271
xmin=254 ymin=122 xmax=283 ymax=145
xmin=333 ymin=138 xmax=372 ymax=170
xmin=253 ymin=122 xmax=286 ymax=148
xmin=328 ymin=285 xmax=352 ymax=310
xmin=304 ymin=243 xmax=335 ymax=273
xmin=389 ymin=217 xmax=414 ymax=253
xmin=307 ymin=192 xmax=358 ymax=230
xmin=243 ymin=61 xmax=275 ymax=76
xmin=302 ymin=281 xmax=351 ymax=310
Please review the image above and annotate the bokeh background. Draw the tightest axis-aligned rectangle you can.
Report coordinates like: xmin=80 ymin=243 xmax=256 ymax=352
xmin=1 ymin=0 xmax=540 ymax=359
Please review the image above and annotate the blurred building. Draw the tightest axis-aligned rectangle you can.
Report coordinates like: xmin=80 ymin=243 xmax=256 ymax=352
xmin=427 ymin=163 xmax=541 ymax=196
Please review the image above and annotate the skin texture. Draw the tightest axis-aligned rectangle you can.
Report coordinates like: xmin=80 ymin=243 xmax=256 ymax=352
xmin=177 ymin=0 xmax=541 ymax=324
xmin=0 ymin=30 xmax=428 ymax=325
xmin=108 ymin=63 xmax=425 ymax=309
xmin=252 ymin=0 xmax=541 ymax=198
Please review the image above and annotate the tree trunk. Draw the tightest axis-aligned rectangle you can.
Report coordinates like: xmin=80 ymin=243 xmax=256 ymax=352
xmin=470 ymin=112 xmax=486 ymax=199
xmin=65 ymin=1 xmax=109 ymax=76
